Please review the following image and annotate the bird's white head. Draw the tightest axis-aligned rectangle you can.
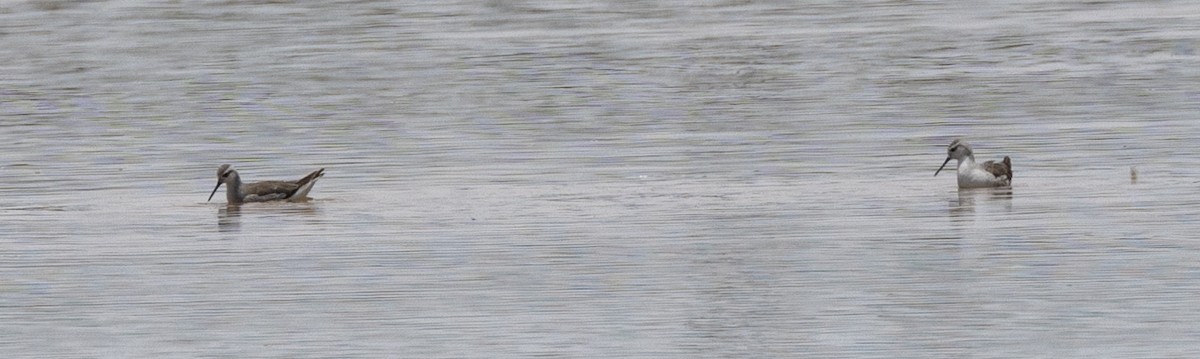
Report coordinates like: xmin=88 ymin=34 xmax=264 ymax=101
xmin=945 ymin=139 xmax=974 ymax=161
xmin=935 ymin=139 xmax=974 ymax=176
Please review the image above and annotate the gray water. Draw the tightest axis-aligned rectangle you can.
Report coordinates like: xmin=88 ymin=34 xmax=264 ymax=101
xmin=4 ymin=1 xmax=1200 ymax=358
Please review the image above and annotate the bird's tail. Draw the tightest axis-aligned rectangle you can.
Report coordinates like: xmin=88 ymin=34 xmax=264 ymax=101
xmin=299 ymin=168 xmax=325 ymax=185
xmin=289 ymin=168 xmax=325 ymax=201
xmin=1003 ymin=156 xmax=1013 ymax=179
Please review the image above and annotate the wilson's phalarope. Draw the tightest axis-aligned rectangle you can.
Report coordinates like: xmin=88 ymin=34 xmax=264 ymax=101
xmin=207 ymin=164 xmax=325 ymax=204
xmin=934 ymin=140 xmax=1012 ymax=188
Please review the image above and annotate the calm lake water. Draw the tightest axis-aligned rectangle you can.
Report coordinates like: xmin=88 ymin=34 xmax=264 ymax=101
xmin=4 ymin=1 xmax=1200 ymax=357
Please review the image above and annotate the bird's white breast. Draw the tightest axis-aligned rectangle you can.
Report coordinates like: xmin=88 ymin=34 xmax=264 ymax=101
xmin=957 ymin=161 xmax=1008 ymax=188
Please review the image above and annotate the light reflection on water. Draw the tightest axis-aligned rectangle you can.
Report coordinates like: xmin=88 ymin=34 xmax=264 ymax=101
xmin=3 ymin=0 xmax=1200 ymax=357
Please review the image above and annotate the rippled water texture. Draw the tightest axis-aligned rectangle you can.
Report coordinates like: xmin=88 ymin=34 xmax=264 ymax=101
xmin=4 ymin=1 xmax=1200 ymax=357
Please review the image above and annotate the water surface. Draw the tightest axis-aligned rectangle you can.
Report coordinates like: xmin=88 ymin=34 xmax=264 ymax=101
xmin=3 ymin=1 xmax=1200 ymax=357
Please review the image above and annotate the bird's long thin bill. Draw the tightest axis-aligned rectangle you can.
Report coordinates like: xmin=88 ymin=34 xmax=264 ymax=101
xmin=934 ymin=157 xmax=952 ymax=176
xmin=207 ymin=182 xmax=222 ymax=202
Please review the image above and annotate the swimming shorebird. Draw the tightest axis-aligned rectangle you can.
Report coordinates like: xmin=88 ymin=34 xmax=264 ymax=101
xmin=934 ymin=140 xmax=1012 ymax=188
xmin=207 ymin=164 xmax=325 ymax=204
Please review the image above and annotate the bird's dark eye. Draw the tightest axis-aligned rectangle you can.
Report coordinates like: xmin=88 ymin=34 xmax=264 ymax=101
xmin=222 ymin=172 xmax=230 ymax=177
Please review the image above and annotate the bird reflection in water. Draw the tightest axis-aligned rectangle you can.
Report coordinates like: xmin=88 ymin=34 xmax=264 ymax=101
xmin=949 ymin=187 xmax=1013 ymax=217
xmin=217 ymin=204 xmax=241 ymax=232
xmin=216 ymin=202 xmax=321 ymax=233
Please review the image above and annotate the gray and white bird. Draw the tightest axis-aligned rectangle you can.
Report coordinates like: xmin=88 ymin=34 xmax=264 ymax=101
xmin=935 ymin=140 xmax=1012 ymax=188
xmin=208 ymin=164 xmax=325 ymax=204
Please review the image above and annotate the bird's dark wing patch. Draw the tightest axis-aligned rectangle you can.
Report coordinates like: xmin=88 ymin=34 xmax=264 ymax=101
xmin=242 ymin=181 xmax=300 ymax=198
xmin=982 ymin=158 xmax=1012 ymax=180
